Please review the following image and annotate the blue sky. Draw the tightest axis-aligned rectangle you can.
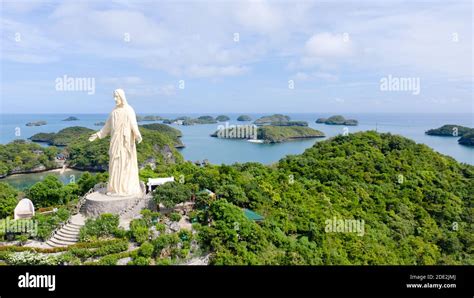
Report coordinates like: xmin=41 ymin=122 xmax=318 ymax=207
xmin=0 ymin=0 xmax=472 ymax=114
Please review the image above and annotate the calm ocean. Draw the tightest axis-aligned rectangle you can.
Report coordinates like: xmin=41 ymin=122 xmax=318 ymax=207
xmin=1 ymin=113 xmax=473 ymax=166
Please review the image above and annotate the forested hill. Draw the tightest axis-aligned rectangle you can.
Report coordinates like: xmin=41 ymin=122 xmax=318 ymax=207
xmin=188 ymin=131 xmax=473 ymax=265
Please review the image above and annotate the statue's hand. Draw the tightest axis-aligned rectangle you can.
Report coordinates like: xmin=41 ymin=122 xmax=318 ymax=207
xmin=136 ymin=135 xmax=143 ymax=144
xmin=89 ymin=133 xmax=98 ymax=142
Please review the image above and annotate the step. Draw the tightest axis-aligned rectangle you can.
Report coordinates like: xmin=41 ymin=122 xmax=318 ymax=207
xmin=48 ymin=237 xmax=77 ymax=247
xmin=56 ymin=229 xmax=79 ymax=237
xmin=45 ymin=240 xmax=60 ymax=248
xmin=68 ymin=222 xmax=84 ymax=228
xmin=54 ymin=233 xmax=78 ymax=242
xmin=56 ymin=230 xmax=79 ymax=238
xmin=63 ymin=225 xmax=81 ymax=232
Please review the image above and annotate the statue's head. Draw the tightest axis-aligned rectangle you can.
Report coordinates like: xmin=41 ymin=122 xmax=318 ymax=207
xmin=113 ymin=89 xmax=128 ymax=107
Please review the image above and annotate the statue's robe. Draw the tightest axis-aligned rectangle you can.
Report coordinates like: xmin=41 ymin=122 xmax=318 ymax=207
xmin=97 ymin=104 xmax=142 ymax=196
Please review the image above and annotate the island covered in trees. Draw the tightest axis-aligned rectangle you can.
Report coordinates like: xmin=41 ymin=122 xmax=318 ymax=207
xmin=316 ymin=115 xmax=358 ymax=126
xmin=211 ymin=125 xmax=324 ymax=143
xmin=62 ymin=116 xmax=79 ymax=121
xmin=237 ymin=115 xmax=252 ymax=121
xmin=425 ymin=124 xmax=472 ymax=136
xmin=163 ymin=116 xmax=218 ymax=125
xmin=425 ymin=124 xmax=474 ymax=147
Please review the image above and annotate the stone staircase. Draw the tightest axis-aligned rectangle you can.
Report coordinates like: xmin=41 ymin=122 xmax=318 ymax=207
xmin=46 ymin=214 xmax=86 ymax=248
xmin=119 ymin=193 xmax=153 ymax=219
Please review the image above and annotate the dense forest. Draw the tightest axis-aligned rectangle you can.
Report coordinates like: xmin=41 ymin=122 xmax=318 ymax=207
xmin=1 ymin=131 xmax=472 ymax=265
xmin=148 ymin=131 xmax=473 ymax=265
xmin=0 ymin=140 xmax=59 ymax=177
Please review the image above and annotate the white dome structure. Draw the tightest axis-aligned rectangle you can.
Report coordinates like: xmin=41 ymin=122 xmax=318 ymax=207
xmin=14 ymin=198 xmax=35 ymax=220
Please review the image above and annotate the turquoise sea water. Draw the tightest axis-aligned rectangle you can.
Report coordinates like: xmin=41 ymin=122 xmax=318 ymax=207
xmin=1 ymin=113 xmax=473 ymax=166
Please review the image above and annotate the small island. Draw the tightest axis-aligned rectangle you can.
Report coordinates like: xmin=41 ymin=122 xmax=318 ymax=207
xmin=254 ymin=114 xmax=290 ymax=125
xmin=140 ymin=123 xmax=185 ymax=148
xmin=316 ymin=115 xmax=358 ymax=126
xmin=215 ymin=115 xmax=230 ymax=122
xmin=94 ymin=121 xmax=106 ymax=126
xmin=458 ymin=131 xmax=474 ymax=147
xmin=237 ymin=115 xmax=252 ymax=121
xmin=163 ymin=116 xmax=217 ymax=125
xmin=29 ymin=126 xmax=94 ymax=146
xmin=211 ymin=125 xmax=325 ymax=143
xmin=137 ymin=115 xmax=163 ymax=122
xmin=270 ymin=121 xmax=308 ymax=127
xmin=62 ymin=116 xmax=79 ymax=121
xmin=425 ymin=124 xmax=473 ymax=137
xmin=26 ymin=121 xmax=47 ymax=127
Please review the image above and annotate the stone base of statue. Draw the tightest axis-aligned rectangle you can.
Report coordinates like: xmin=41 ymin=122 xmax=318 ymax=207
xmin=82 ymin=183 xmax=146 ymax=218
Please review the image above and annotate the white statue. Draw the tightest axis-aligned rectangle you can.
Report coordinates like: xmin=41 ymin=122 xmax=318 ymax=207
xmin=89 ymin=89 xmax=143 ymax=196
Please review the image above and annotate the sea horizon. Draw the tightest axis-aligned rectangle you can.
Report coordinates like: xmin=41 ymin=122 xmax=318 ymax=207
xmin=1 ymin=112 xmax=472 ymax=165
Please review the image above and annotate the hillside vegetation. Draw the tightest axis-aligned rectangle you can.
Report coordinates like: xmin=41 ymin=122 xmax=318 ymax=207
xmin=155 ymin=131 xmax=473 ymax=265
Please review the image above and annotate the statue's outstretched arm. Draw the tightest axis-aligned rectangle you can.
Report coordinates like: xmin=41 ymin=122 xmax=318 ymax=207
xmin=89 ymin=116 xmax=112 ymax=141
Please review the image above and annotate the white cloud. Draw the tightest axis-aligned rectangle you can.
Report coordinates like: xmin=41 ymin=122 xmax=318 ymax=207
xmin=305 ymin=33 xmax=354 ymax=58
xmin=234 ymin=0 xmax=283 ymax=34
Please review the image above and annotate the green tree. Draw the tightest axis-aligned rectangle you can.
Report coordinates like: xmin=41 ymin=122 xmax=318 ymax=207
xmin=0 ymin=182 xmax=19 ymax=218
xmin=152 ymin=182 xmax=192 ymax=208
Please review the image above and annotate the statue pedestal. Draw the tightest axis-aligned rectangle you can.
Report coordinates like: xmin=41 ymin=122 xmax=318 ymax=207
xmin=82 ymin=188 xmax=143 ymax=218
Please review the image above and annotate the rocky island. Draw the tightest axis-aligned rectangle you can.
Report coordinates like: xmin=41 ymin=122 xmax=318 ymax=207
xmin=62 ymin=116 xmax=79 ymax=121
xmin=425 ymin=124 xmax=473 ymax=136
xmin=163 ymin=116 xmax=217 ymax=125
xmin=211 ymin=125 xmax=324 ymax=143
xmin=30 ymin=127 xmax=94 ymax=146
xmin=458 ymin=131 xmax=474 ymax=147
xmin=215 ymin=115 xmax=230 ymax=122
xmin=316 ymin=115 xmax=358 ymax=126
xmin=25 ymin=121 xmax=47 ymax=126
xmin=254 ymin=114 xmax=290 ymax=125
xmin=137 ymin=115 xmax=163 ymax=122
xmin=237 ymin=115 xmax=252 ymax=121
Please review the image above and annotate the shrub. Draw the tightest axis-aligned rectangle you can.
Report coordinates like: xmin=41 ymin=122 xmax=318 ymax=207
xmin=69 ymin=239 xmax=128 ymax=259
xmin=139 ymin=242 xmax=154 ymax=258
xmin=79 ymin=213 xmax=119 ymax=242
xmin=155 ymin=258 xmax=172 ymax=265
xmin=33 ymin=207 xmax=71 ymax=241
xmin=152 ymin=234 xmax=180 ymax=255
xmin=155 ymin=223 xmax=166 ymax=233
xmin=131 ymin=226 xmax=149 ymax=244
xmin=130 ymin=218 xmax=151 ymax=244
xmin=169 ymin=212 xmax=181 ymax=222
xmin=140 ymin=209 xmax=160 ymax=225
xmin=113 ymin=227 xmax=128 ymax=239
xmin=131 ymin=256 xmax=150 ymax=265
xmin=98 ymin=255 xmax=119 ymax=265
xmin=5 ymin=251 xmax=60 ymax=265
xmin=178 ymin=230 xmax=192 ymax=242
xmin=153 ymin=182 xmax=192 ymax=208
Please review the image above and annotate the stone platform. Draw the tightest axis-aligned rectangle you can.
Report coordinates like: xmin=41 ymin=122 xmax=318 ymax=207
xmin=82 ymin=187 xmax=144 ymax=217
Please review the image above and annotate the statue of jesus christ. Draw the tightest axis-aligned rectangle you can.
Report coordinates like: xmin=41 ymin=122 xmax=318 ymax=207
xmin=89 ymin=89 xmax=143 ymax=196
